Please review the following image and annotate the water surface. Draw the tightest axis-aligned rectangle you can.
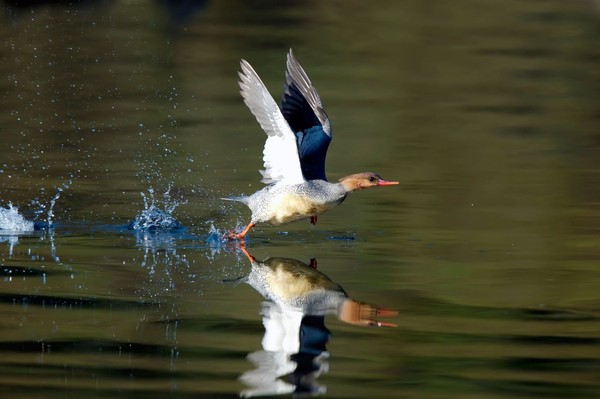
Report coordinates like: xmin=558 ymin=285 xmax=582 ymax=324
xmin=1 ymin=1 xmax=599 ymax=398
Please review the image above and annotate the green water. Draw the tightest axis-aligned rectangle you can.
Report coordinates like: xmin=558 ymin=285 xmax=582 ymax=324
xmin=1 ymin=1 xmax=599 ymax=398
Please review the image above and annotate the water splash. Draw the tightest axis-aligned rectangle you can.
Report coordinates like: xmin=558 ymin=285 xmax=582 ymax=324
xmin=129 ymin=187 xmax=195 ymax=301
xmin=129 ymin=206 xmax=182 ymax=231
xmin=128 ymin=186 xmax=185 ymax=231
xmin=30 ymin=179 xmax=73 ymax=230
xmin=0 ymin=203 xmax=58 ymax=261
xmin=0 ymin=203 xmax=35 ymax=232
xmin=206 ymin=223 xmax=228 ymax=246
xmin=204 ymin=222 xmax=250 ymax=259
xmin=0 ymin=218 xmax=29 ymax=259
xmin=1 ymin=180 xmax=70 ymax=262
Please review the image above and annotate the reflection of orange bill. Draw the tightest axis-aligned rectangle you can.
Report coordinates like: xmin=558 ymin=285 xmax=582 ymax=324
xmin=339 ymin=300 xmax=398 ymax=328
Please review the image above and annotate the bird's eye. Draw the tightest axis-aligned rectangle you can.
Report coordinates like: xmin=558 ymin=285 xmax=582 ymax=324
xmin=369 ymin=176 xmax=377 ymax=183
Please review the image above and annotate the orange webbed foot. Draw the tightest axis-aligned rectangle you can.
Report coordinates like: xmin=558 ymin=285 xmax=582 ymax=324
xmin=224 ymin=231 xmax=244 ymax=240
xmin=223 ymin=222 xmax=256 ymax=241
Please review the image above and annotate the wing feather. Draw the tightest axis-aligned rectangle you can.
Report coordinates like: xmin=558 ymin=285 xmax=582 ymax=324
xmin=238 ymin=59 xmax=305 ymax=185
xmin=284 ymin=49 xmax=331 ymax=135
xmin=281 ymin=49 xmax=332 ymax=181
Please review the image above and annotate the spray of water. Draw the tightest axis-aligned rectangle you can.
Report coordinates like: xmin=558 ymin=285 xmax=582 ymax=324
xmin=0 ymin=203 xmax=35 ymax=232
xmin=128 ymin=185 xmax=186 ymax=231
xmin=30 ymin=179 xmax=73 ymax=229
xmin=0 ymin=203 xmax=59 ymax=263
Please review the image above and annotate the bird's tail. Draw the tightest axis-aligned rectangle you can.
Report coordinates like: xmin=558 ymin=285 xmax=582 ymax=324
xmin=222 ymin=275 xmax=248 ymax=285
xmin=221 ymin=195 xmax=249 ymax=204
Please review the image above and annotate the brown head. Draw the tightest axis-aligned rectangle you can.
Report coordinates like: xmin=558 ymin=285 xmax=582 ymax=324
xmin=338 ymin=172 xmax=399 ymax=192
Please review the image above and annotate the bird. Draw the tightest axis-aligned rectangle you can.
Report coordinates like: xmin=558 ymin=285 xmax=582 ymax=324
xmin=224 ymin=49 xmax=398 ymax=240
xmin=227 ymin=248 xmax=396 ymax=397
xmin=227 ymin=246 xmax=398 ymax=327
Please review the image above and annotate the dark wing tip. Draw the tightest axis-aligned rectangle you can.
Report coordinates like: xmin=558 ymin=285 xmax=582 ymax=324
xmin=282 ymin=50 xmax=331 ymax=137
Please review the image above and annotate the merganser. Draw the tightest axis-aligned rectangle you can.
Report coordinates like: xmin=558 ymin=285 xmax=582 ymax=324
xmin=224 ymin=50 xmax=398 ymax=239
xmin=228 ymin=246 xmax=398 ymax=327
xmin=228 ymin=248 xmax=397 ymax=397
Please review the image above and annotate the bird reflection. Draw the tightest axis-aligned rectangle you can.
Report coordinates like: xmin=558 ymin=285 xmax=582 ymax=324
xmin=227 ymin=247 xmax=397 ymax=397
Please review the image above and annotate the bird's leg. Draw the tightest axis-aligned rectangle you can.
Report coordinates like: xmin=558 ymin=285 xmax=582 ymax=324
xmin=238 ymin=243 xmax=256 ymax=263
xmin=308 ymin=258 xmax=317 ymax=269
xmin=310 ymin=215 xmax=318 ymax=225
xmin=225 ymin=222 xmax=256 ymax=240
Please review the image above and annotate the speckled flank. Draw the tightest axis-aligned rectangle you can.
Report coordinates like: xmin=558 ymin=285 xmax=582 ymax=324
xmin=246 ymin=180 xmax=349 ymax=225
xmin=266 ymin=266 xmax=319 ymax=301
xmin=244 ymin=257 xmax=348 ymax=313
xmin=270 ymin=193 xmax=323 ymax=224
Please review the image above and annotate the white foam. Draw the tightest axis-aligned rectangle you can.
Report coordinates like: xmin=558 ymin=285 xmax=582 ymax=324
xmin=0 ymin=203 xmax=35 ymax=232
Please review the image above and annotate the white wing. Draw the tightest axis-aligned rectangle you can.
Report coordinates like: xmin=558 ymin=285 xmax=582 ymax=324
xmin=239 ymin=59 xmax=305 ymax=185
